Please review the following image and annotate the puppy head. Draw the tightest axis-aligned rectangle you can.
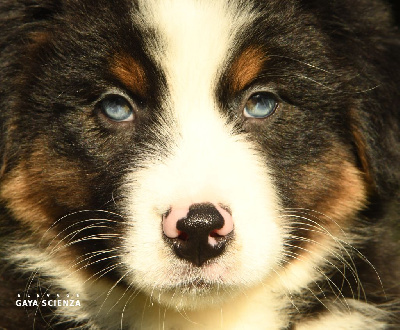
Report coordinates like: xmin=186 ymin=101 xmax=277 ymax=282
xmin=1 ymin=0 xmax=397 ymax=311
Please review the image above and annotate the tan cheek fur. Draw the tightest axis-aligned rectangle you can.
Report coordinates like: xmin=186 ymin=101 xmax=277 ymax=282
xmin=295 ymin=146 xmax=368 ymax=239
xmin=0 ymin=142 xmax=98 ymax=274
xmin=316 ymin=160 xmax=367 ymax=225
xmin=0 ymin=142 xmax=93 ymax=230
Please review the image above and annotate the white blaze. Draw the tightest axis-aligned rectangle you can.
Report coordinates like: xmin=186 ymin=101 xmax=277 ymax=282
xmin=123 ymin=0 xmax=285 ymax=309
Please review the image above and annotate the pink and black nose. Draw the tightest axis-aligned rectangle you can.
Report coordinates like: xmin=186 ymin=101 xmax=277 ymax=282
xmin=162 ymin=203 xmax=234 ymax=266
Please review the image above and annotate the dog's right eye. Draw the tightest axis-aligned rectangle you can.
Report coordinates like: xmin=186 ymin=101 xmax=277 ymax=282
xmin=99 ymin=95 xmax=134 ymax=122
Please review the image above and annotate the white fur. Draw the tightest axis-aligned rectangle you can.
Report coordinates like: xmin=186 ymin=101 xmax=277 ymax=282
xmin=7 ymin=243 xmax=91 ymax=325
xmin=297 ymin=300 xmax=389 ymax=330
xmin=123 ymin=0 xmax=284 ymax=309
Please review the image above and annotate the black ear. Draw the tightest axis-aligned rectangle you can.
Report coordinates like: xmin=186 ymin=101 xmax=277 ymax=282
xmin=0 ymin=0 xmax=62 ymax=25
xmin=350 ymin=104 xmax=400 ymax=202
xmin=0 ymin=0 xmax=63 ymax=179
xmin=28 ymin=0 xmax=63 ymax=22
xmin=300 ymin=0 xmax=400 ymax=202
xmin=300 ymin=0 xmax=396 ymax=28
xmin=349 ymin=39 xmax=400 ymax=201
xmin=354 ymin=32 xmax=400 ymax=202
xmin=28 ymin=0 xmax=62 ymax=19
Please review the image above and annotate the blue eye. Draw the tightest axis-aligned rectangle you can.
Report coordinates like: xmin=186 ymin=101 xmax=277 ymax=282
xmin=100 ymin=95 xmax=134 ymax=122
xmin=243 ymin=92 xmax=278 ymax=118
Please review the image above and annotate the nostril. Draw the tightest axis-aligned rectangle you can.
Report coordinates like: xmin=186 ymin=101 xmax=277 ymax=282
xmin=177 ymin=231 xmax=189 ymax=241
xmin=208 ymin=230 xmax=226 ymax=247
xmin=162 ymin=206 xmax=189 ymax=239
xmin=213 ymin=204 xmax=234 ymax=237
xmin=209 ymin=230 xmax=223 ymax=238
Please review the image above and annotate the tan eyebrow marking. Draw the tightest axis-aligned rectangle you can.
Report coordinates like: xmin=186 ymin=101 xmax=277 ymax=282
xmin=111 ymin=54 xmax=148 ymax=96
xmin=229 ymin=47 xmax=267 ymax=93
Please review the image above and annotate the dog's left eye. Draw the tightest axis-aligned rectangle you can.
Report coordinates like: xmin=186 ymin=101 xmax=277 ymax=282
xmin=100 ymin=95 xmax=134 ymax=122
xmin=243 ymin=92 xmax=278 ymax=119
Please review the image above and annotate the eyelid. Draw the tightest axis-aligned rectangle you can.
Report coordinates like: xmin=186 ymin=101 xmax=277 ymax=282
xmin=236 ymin=84 xmax=279 ymax=105
xmin=97 ymin=89 xmax=136 ymax=107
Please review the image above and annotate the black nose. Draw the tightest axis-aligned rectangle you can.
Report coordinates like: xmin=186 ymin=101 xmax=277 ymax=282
xmin=164 ymin=203 xmax=233 ymax=266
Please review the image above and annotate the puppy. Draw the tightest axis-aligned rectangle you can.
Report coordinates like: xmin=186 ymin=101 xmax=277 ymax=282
xmin=0 ymin=0 xmax=399 ymax=329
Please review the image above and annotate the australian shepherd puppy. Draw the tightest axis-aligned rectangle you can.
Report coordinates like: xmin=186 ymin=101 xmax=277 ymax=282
xmin=0 ymin=0 xmax=399 ymax=329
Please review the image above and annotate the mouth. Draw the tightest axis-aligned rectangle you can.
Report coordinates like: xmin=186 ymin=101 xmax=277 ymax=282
xmin=180 ymin=276 xmax=220 ymax=288
xmin=154 ymin=276 xmax=234 ymax=309
xmin=164 ymin=279 xmax=216 ymax=296
xmin=146 ymin=260 xmax=230 ymax=297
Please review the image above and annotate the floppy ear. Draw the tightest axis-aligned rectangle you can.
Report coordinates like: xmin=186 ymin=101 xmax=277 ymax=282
xmin=344 ymin=57 xmax=399 ymax=203
xmin=0 ymin=0 xmax=63 ymax=179
xmin=19 ymin=0 xmax=62 ymax=21
xmin=0 ymin=125 xmax=6 ymax=179
xmin=300 ymin=0 xmax=395 ymax=30
xmin=349 ymin=14 xmax=400 ymax=201
xmin=350 ymin=108 xmax=399 ymax=201
xmin=306 ymin=0 xmax=400 ymax=202
xmin=297 ymin=1 xmax=400 ymax=201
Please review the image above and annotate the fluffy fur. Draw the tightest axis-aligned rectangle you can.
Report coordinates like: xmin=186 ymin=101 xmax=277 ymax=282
xmin=0 ymin=0 xmax=399 ymax=329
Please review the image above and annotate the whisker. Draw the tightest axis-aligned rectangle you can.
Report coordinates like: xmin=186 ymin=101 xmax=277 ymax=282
xmin=84 ymin=263 xmax=122 ymax=285
xmin=283 ymin=244 xmax=352 ymax=308
xmin=281 ymin=251 xmax=335 ymax=312
xmin=284 ymin=233 xmax=358 ymax=301
xmin=268 ymin=55 xmax=341 ymax=76
xmin=283 ymin=249 xmax=349 ymax=312
xmin=107 ymin=281 xmax=138 ymax=316
xmin=269 ymin=267 xmax=300 ymax=312
xmin=296 ymin=74 xmax=340 ymax=91
xmin=336 ymin=237 xmax=386 ymax=298
xmin=283 ymin=218 xmax=361 ymax=280
xmin=39 ymin=210 xmax=123 ymax=245
xmin=48 ymin=220 xmax=119 ymax=253
xmin=280 ymin=209 xmax=365 ymax=295
xmin=97 ymin=270 xmax=133 ymax=315
xmin=280 ymin=208 xmax=347 ymax=235
xmin=51 ymin=232 xmax=122 ymax=255
xmin=70 ymin=254 xmax=121 ymax=276
xmin=120 ymin=285 xmax=142 ymax=330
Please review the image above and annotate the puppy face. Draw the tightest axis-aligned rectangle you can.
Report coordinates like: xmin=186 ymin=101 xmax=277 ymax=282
xmin=0 ymin=0 xmax=378 ymax=315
